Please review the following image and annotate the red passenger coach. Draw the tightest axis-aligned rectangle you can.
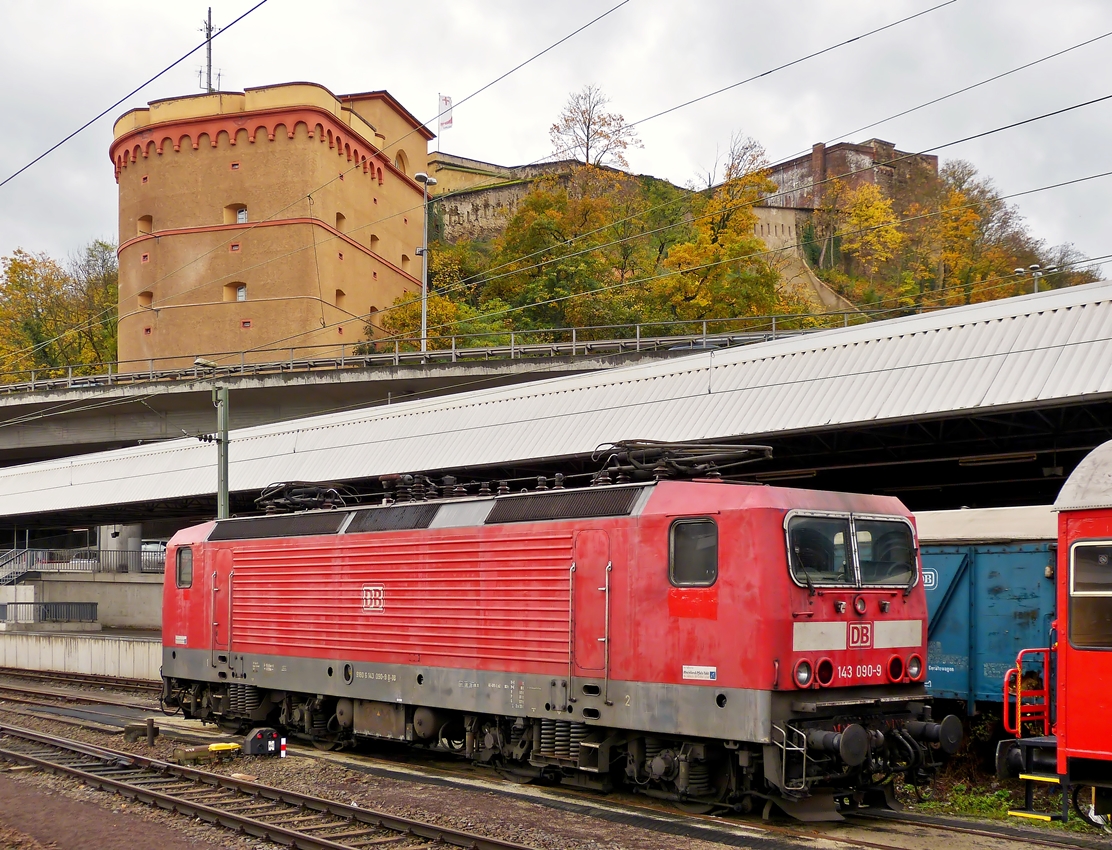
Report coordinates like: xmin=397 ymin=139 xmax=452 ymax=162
xmin=1000 ymin=439 xmax=1112 ymax=824
xmin=162 ymin=449 xmax=960 ymax=820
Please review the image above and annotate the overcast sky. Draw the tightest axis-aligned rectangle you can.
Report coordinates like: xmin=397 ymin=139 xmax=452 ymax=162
xmin=2 ymin=0 xmax=1111 ymax=275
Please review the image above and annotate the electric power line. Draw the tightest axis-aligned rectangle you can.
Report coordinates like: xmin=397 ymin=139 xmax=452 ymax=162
xmin=0 ymin=0 xmax=271 ymax=191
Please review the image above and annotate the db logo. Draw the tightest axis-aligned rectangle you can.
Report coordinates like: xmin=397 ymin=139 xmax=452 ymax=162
xmin=849 ymin=622 xmax=873 ymax=648
xmin=922 ymin=569 xmax=937 ymax=590
xmin=361 ymin=584 xmax=385 ymax=613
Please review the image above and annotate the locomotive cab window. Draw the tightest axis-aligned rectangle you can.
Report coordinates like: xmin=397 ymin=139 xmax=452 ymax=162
xmin=787 ymin=515 xmax=853 ymax=587
xmin=855 ymin=519 xmax=915 ymax=586
xmin=1069 ymin=541 xmax=1112 ymax=649
xmin=176 ymin=547 xmax=193 ymax=589
xmin=670 ymin=518 xmax=718 ymax=587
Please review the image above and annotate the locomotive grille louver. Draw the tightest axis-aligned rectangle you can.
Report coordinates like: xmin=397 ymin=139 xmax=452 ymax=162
xmin=345 ymin=503 xmax=440 ymax=533
xmin=485 ymin=487 xmax=641 ymax=524
xmin=209 ymin=511 xmax=348 ymax=541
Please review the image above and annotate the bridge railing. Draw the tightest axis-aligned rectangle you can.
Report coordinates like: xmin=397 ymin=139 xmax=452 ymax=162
xmin=0 ymin=308 xmax=901 ymax=395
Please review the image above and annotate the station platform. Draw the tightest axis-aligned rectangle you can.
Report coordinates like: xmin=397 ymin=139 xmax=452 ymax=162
xmin=0 ymin=629 xmax=161 ymax=681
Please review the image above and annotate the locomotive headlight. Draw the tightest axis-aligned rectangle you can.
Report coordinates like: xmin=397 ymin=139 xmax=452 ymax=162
xmin=907 ymin=654 xmax=923 ymax=680
xmin=794 ymin=659 xmax=813 ymax=688
xmin=853 ymin=595 xmax=868 ymax=615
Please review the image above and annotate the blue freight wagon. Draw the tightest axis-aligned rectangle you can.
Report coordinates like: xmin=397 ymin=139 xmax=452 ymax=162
xmin=915 ymin=506 xmax=1057 ymax=714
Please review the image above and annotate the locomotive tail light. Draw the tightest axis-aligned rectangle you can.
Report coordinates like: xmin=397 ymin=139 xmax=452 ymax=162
xmin=816 ymin=658 xmax=835 ymax=687
xmin=793 ymin=659 xmax=813 ymax=688
xmin=853 ymin=595 xmax=867 ymax=615
xmin=887 ymin=654 xmax=905 ymax=682
xmin=907 ymin=654 xmax=924 ymax=680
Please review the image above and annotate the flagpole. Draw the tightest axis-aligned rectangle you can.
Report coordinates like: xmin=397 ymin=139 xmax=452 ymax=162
xmin=437 ymin=93 xmax=441 ymax=154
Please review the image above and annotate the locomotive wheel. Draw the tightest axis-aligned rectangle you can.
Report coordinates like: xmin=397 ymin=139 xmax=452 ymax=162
xmin=672 ymin=757 xmax=732 ymax=814
xmin=1072 ymin=785 xmax=1112 ymax=832
xmin=312 ymin=737 xmax=340 ymax=751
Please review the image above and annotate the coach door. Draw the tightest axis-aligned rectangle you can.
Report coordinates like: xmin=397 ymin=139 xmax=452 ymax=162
xmin=573 ymin=530 xmax=611 ymax=675
xmin=1063 ymin=539 xmax=1112 ymax=754
xmin=210 ymin=547 xmax=234 ymax=668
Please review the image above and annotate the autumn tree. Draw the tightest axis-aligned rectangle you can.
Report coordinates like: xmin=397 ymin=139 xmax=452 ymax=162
xmin=0 ymin=241 xmax=118 ymax=375
xmin=550 ymin=85 xmax=642 ymax=168
xmin=649 ymin=135 xmax=802 ymax=322
xmin=839 ymin=183 xmax=902 ymax=281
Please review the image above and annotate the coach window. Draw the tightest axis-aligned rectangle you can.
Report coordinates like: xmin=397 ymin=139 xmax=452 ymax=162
xmin=176 ymin=547 xmax=193 ymax=589
xmin=855 ymin=518 xmax=916 ymax=586
xmin=787 ymin=514 xmax=853 ymax=587
xmin=670 ymin=518 xmax=718 ymax=587
xmin=1069 ymin=542 xmax=1112 ymax=649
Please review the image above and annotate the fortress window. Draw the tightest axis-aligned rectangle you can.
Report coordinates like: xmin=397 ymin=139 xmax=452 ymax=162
xmin=401 ymin=254 xmax=411 ymax=272
xmin=369 ymin=234 xmax=380 ymax=252
xmin=335 ymin=289 xmax=346 ymax=310
xmin=141 ymin=253 xmax=150 ymax=263
xmin=175 ymin=547 xmax=193 ymax=588
xmin=670 ymin=518 xmax=718 ymax=587
xmin=336 ymin=212 xmax=346 ymax=232
xmin=394 ymin=150 xmax=408 ymax=175
xmin=137 ymin=215 xmax=153 ymax=235
xmin=141 ymin=175 xmax=149 ymax=184
xmin=138 ymin=291 xmax=153 ymax=309
xmin=223 ymin=204 xmax=247 ymax=225
xmin=223 ymin=282 xmax=247 ymax=302
xmin=230 ymin=161 xmax=240 ymax=171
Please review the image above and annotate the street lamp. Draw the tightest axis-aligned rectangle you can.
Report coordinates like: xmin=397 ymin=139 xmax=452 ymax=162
xmin=1014 ymin=263 xmax=1054 ymax=294
xmin=414 ymin=172 xmax=438 ymax=354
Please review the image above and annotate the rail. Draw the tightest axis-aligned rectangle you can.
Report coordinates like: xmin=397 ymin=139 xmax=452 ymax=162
xmin=0 ymin=724 xmax=535 ymax=850
xmin=1003 ymin=646 xmax=1052 ymax=737
xmin=0 ymin=602 xmax=98 ymax=624
xmin=0 ymin=309 xmax=898 ymax=395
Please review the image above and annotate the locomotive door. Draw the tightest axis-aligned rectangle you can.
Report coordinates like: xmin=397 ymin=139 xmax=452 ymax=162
xmin=209 ymin=548 xmax=234 ymax=668
xmin=573 ymin=530 xmax=611 ymax=674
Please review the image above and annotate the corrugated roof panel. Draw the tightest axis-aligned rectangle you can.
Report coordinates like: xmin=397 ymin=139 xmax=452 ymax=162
xmin=0 ymin=283 xmax=1110 ymax=517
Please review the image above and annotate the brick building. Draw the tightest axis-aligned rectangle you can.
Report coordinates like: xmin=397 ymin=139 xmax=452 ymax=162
xmin=763 ymin=139 xmax=938 ymax=209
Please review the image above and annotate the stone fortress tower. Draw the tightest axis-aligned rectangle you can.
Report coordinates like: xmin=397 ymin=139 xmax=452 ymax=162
xmin=110 ymin=82 xmax=433 ymax=370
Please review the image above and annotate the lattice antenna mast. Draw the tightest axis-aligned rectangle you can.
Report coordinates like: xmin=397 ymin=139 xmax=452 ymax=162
xmin=200 ymin=7 xmax=216 ymax=93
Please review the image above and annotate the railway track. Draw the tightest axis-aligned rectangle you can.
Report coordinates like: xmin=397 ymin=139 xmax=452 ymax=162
xmin=0 ymin=667 xmax=160 ymax=695
xmin=0 ymin=681 xmax=1100 ymax=850
xmin=0 ymin=722 xmax=535 ymax=850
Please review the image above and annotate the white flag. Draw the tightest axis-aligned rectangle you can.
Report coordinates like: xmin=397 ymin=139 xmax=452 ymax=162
xmin=438 ymin=94 xmax=453 ymax=131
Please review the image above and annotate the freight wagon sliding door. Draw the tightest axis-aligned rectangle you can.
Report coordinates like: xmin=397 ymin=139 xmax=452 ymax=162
xmin=573 ymin=530 xmax=610 ymax=673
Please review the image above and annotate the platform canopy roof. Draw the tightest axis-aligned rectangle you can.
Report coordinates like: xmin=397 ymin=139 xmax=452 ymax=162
xmin=2 ymin=280 xmax=1112 ymax=521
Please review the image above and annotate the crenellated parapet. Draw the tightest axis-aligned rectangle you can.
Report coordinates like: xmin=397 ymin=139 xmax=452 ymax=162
xmin=110 ymin=106 xmax=404 ymax=186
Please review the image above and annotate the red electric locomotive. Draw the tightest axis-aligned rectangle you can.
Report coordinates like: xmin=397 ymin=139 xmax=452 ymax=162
xmin=161 ymin=445 xmax=960 ymax=820
xmin=1000 ymin=438 xmax=1112 ymax=826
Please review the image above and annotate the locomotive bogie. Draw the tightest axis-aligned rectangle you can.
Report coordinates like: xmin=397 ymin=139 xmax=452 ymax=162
xmin=161 ymin=478 xmax=957 ymax=818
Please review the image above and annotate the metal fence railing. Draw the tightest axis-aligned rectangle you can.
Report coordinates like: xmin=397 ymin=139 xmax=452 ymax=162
xmin=0 ymin=309 xmax=901 ymax=395
xmin=0 ymin=602 xmax=98 ymax=623
xmin=0 ymin=549 xmax=165 ymax=585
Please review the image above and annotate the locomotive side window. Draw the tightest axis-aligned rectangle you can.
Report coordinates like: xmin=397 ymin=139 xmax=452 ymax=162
xmin=176 ymin=547 xmax=193 ymax=589
xmin=855 ymin=519 xmax=916 ymax=586
xmin=787 ymin=515 xmax=853 ymax=587
xmin=1069 ymin=542 xmax=1112 ymax=649
xmin=669 ymin=518 xmax=718 ymax=587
